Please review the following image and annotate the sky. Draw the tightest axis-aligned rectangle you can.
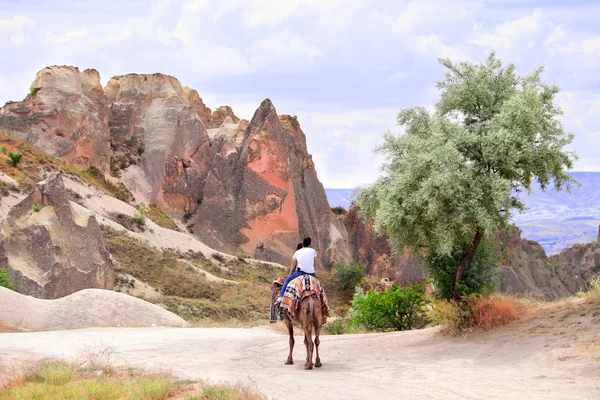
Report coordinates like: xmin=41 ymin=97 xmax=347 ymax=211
xmin=0 ymin=0 xmax=599 ymax=188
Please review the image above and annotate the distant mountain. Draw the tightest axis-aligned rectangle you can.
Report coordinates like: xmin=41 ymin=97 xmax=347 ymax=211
xmin=325 ymin=172 xmax=600 ymax=256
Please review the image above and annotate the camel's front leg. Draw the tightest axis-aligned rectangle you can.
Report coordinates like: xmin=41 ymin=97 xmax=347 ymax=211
xmin=284 ymin=316 xmax=294 ymax=365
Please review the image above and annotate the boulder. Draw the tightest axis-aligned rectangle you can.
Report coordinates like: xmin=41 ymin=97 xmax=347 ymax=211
xmin=0 ymin=287 xmax=187 ymax=330
xmin=0 ymin=173 xmax=114 ymax=299
xmin=0 ymin=66 xmax=111 ymax=171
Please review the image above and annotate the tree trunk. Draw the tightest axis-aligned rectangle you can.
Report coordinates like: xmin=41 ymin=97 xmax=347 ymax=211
xmin=452 ymin=229 xmax=484 ymax=300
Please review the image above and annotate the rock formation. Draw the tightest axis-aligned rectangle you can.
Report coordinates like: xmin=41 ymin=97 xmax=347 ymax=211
xmin=343 ymin=206 xmax=423 ymax=283
xmin=0 ymin=173 xmax=114 ymax=299
xmin=105 ymin=73 xmax=214 ymax=214
xmin=0 ymin=66 xmax=111 ymax=171
xmin=498 ymin=225 xmax=597 ymax=299
xmin=194 ymin=99 xmax=351 ymax=265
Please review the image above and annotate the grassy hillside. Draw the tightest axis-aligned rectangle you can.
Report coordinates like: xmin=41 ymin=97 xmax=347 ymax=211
xmin=0 ymin=132 xmax=132 ymax=201
xmin=104 ymin=228 xmax=282 ymax=321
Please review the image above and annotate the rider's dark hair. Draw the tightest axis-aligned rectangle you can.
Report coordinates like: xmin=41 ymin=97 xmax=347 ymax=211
xmin=302 ymin=237 xmax=311 ymax=247
xmin=296 ymin=242 xmax=303 ymax=251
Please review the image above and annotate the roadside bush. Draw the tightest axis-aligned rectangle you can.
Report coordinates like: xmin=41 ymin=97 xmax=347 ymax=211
xmin=424 ymin=238 xmax=499 ymax=301
xmin=6 ymin=151 xmax=23 ymax=168
xmin=348 ymin=282 xmax=427 ymax=331
xmin=32 ymin=203 xmax=40 ymax=212
xmin=0 ymin=269 xmax=17 ymax=291
xmin=325 ymin=319 xmax=349 ymax=335
xmin=428 ymin=294 xmax=524 ymax=336
xmin=332 ymin=262 xmax=365 ymax=291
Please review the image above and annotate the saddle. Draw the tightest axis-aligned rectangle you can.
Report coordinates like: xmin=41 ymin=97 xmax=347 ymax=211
xmin=270 ymin=275 xmax=329 ymax=322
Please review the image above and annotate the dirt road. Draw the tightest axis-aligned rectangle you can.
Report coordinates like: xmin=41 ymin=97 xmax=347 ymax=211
xmin=2 ymin=305 xmax=599 ymax=400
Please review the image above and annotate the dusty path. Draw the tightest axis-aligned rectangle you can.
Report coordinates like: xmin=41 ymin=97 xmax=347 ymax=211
xmin=1 ymin=307 xmax=599 ymax=400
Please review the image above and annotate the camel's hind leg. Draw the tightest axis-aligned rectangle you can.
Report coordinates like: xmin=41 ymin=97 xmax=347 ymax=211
xmin=304 ymin=335 xmax=310 ymax=367
xmin=284 ymin=316 xmax=294 ymax=365
xmin=314 ymin=318 xmax=322 ymax=368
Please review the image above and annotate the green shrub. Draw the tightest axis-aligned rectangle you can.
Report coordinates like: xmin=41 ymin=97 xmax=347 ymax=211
xmin=0 ymin=269 xmax=17 ymax=291
xmin=6 ymin=152 xmax=23 ymax=168
xmin=32 ymin=203 xmax=40 ymax=212
xmin=331 ymin=206 xmax=347 ymax=215
xmin=424 ymin=238 xmax=499 ymax=301
xmin=332 ymin=262 xmax=364 ymax=291
xmin=133 ymin=202 xmax=149 ymax=225
xmin=348 ymin=282 xmax=427 ymax=331
xmin=0 ymin=146 xmax=6 ymax=154
xmin=86 ymin=165 xmax=104 ymax=179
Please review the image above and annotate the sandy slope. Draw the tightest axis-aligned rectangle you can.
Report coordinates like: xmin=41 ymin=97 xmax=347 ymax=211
xmin=1 ymin=302 xmax=599 ymax=399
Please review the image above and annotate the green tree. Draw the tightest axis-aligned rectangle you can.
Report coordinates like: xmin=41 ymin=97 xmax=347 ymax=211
xmin=356 ymin=52 xmax=576 ymax=300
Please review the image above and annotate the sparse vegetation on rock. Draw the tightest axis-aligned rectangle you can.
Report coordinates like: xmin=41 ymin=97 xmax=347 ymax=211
xmin=133 ymin=202 xmax=149 ymax=225
xmin=6 ymin=151 xmax=22 ymax=168
xmin=0 ymin=269 xmax=17 ymax=291
xmin=29 ymin=86 xmax=42 ymax=97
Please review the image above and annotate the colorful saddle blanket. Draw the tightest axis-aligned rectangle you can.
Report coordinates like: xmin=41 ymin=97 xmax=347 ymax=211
xmin=277 ymin=274 xmax=330 ymax=320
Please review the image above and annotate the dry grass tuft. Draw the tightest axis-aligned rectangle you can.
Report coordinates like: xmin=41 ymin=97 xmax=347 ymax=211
xmin=429 ymin=294 xmax=527 ymax=336
xmin=0 ymin=361 xmax=266 ymax=400
xmin=584 ymin=277 xmax=600 ymax=304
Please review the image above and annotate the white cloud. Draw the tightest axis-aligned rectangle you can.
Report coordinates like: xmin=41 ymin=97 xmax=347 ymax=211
xmin=411 ymin=34 xmax=470 ymax=61
xmin=45 ymin=29 xmax=89 ymax=45
xmin=246 ymin=0 xmax=302 ymax=28
xmin=472 ymin=8 xmax=549 ymax=49
xmin=0 ymin=16 xmax=35 ymax=47
xmin=249 ymin=31 xmax=320 ymax=70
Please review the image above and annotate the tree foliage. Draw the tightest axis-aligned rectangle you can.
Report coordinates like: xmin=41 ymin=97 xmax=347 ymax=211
xmin=332 ymin=262 xmax=365 ymax=291
xmin=356 ymin=52 xmax=576 ymax=298
xmin=425 ymin=238 xmax=499 ymax=300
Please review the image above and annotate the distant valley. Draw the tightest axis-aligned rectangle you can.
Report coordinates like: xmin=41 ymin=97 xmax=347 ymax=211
xmin=326 ymin=172 xmax=600 ymax=256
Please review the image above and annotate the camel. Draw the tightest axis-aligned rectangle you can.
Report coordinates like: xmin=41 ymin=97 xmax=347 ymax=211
xmin=271 ymin=279 xmax=324 ymax=370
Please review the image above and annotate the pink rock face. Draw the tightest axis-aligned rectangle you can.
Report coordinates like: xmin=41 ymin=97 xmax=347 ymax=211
xmin=0 ymin=66 xmax=111 ymax=171
xmin=105 ymin=73 xmax=214 ymax=214
xmin=194 ymin=99 xmax=351 ymax=266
